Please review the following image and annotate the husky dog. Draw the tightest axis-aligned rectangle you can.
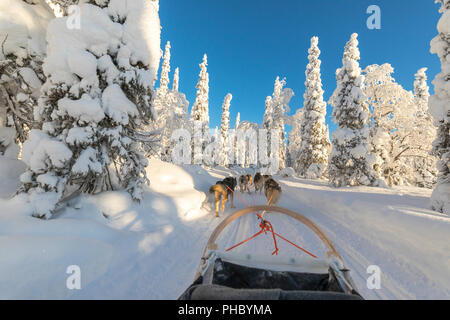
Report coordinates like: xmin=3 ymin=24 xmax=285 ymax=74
xmin=246 ymin=174 xmax=253 ymax=190
xmin=261 ymin=174 xmax=272 ymax=191
xmin=239 ymin=174 xmax=252 ymax=193
xmin=264 ymin=178 xmax=282 ymax=206
xmin=253 ymin=172 xmax=264 ymax=194
xmin=209 ymin=177 xmax=237 ymax=217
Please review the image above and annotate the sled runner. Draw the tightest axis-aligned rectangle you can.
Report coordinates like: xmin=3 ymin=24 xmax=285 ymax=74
xmin=179 ymin=205 xmax=363 ymax=300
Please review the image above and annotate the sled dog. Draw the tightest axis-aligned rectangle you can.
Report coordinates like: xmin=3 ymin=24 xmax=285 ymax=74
xmin=246 ymin=174 xmax=253 ymax=193
xmin=239 ymin=174 xmax=252 ymax=193
xmin=262 ymin=174 xmax=272 ymax=190
xmin=253 ymin=172 xmax=265 ymax=194
xmin=264 ymin=178 xmax=282 ymax=206
xmin=209 ymin=177 xmax=237 ymax=217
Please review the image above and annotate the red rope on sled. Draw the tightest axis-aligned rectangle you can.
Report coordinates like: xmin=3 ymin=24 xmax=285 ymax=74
xmin=225 ymin=219 xmax=279 ymax=255
xmin=224 ymin=185 xmax=316 ymax=258
xmin=272 ymin=232 xmax=317 ymax=258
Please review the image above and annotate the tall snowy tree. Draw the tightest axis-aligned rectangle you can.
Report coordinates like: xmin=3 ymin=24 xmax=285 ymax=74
xmin=409 ymin=68 xmax=437 ymax=188
xmin=263 ymin=96 xmax=273 ymax=132
xmin=0 ymin=0 xmax=54 ymax=157
xmin=328 ymin=33 xmax=378 ymax=187
xmin=158 ymin=41 xmax=171 ymax=93
xmin=151 ymin=41 xmax=172 ymax=159
xmin=160 ymin=67 xmax=189 ymax=163
xmin=233 ymin=111 xmax=240 ymax=165
xmin=19 ymin=0 xmax=161 ymax=218
xmin=237 ymin=120 xmax=258 ymax=168
xmin=296 ymin=37 xmax=331 ymax=179
xmin=271 ymin=77 xmax=294 ymax=171
xmin=414 ymin=68 xmax=430 ymax=109
xmin=429 ymin=0 xmax=450 ymax=215
xmin=262 ymin=95 xmax=273 ymax=164
xmin=149 ymin=45 xmax=190 ymax=163
xmin=286 ymin=108 xmax=303 ymax=169
xmin=218 ymin=93 xmax=232 ymax=166
xmin=190 ymin=54 xmax=210 ymax=164
xmin=364 ymin=64 xmax=419 ymax=187
xmin=190 ymin=54 xmax=209 ymax=125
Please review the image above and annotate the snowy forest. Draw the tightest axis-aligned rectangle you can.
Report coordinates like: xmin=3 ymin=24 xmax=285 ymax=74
xmin=1 ymin=0 xmax=447 ymax=217
xmin=0 ymin=0 xmax=449 ymax=300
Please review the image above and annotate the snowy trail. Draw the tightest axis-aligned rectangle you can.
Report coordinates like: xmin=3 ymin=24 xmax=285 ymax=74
xmin=0 ymin=160 xmax=448 ymax=299
xmin=169 ymin=169 xmax=450 ymax=300
xmin=275 ymin=177 xmax=450 ymax=299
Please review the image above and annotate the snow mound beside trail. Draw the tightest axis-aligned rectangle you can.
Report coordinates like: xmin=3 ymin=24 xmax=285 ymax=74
xmin=147 ymin=158 xmax=196 ymax=191
xmin=431 ymin=183 xmax=450 ymax=215
xmin=279 ymin=167 xmax=295 ymax=177
xmin=146 ymin=159 xmax=214 ymax=221
xmin=0 ymin=158 xmax=220 ymax=299
xmin=0 ymin=156 xmax=26 ymax=198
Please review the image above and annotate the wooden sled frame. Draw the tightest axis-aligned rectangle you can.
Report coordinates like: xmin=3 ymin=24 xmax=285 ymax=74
xmin=203 ymin=205 xmax=342 ymax=260
xmin=196 ymin=206 xmax=360 ymax=296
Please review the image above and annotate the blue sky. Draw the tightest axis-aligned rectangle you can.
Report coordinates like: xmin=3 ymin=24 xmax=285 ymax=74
xmin=158 ymin=0 xmax=441 ymax=134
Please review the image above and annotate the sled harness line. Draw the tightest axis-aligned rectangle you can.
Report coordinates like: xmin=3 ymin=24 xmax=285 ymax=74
xmin=259 ymin=191 xmax=274 ymax=219
xmin=226 ymin=219 xmax=279 ymax=255
xmin=224 ymin=185 xmax=317 ymax=258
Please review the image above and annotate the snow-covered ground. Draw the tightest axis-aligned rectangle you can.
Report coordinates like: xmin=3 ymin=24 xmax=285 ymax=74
xmin=0 ymin=157 xmax=448 ymax=299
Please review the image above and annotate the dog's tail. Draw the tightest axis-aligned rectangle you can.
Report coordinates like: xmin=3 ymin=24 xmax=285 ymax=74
xmin=268 ymin=189 xmax=281 ymax=206
xmin=209 ymin=184 xmax=220 ymax=194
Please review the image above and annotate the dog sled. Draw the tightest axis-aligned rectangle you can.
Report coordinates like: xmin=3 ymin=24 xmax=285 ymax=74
xmin=179 ymin=205 xmax=363 ymax=300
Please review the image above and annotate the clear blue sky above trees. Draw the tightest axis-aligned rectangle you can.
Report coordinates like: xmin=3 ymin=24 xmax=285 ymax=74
xmin=158 ymin=0 xmax=440 ymax=134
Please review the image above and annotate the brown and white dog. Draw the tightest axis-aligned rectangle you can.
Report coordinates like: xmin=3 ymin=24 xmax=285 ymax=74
xmin=264 ymin=178 xmax=282 ymax=206
xmin=209 ymin=177 xmax=237 ymax=217
xmin=238 ymin=174 xmax=252 ymax=193
xmin=253 ymin=172 xmax=263 ymax=194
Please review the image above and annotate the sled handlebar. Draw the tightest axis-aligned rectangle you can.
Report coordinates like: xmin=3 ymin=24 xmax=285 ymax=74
xmin=203 ymin=205 xmax=343 ymax=261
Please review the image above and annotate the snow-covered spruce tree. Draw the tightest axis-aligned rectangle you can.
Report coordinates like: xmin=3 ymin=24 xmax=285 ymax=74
xmin=190 ymin=54 xmax=210 ymax=127
xmin=364 ymin=64 xmax=419 ymax=187
xmin=153 ymin=66 xmax=190 ymax=163
xmin=233 ymin=111 xmax=240 ymax=165
xmin=286 ymin=108 xmax=303 ymax=170
xmin=270 ymin=77 xmax=294 ymax=171
xmin=218 ymin=93 xmax=232 ymax=166
xmin=164 ymin=67 xmax=189 ymax=163
xmin=415 ymin=68 xmax=430 ymax=109
xmin=0 ymin=0 xmax=54 ymax=157
xmin=261 ymin=95 xmax=273 ymax=164
xmin=296 ymin=37 xmax=331 ymax=179
xmin=328 ymin=33 xmax=378 ymax=187
xmin=158 ymin=41 xmax=171 ymax=94
xmin=20 ymin=0 xmax=161 ymax=218
xmin=429 ymin=0 xmax=450 ymax=215
xmin=237 ymin=120 xmax=258 ymax=168
xmin=151 ymin=41 xmax=173 ymax=159
xmin=409 ymin=68 xmax=437 ymax=188
xmin=190 ymin=54 xmax=210 ymax=164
